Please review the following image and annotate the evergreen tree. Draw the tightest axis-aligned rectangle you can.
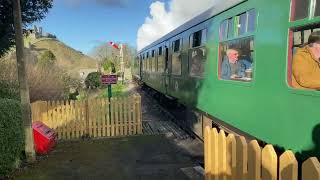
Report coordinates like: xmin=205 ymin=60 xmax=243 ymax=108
xmin=0 ymin=0 xmax=53 ymax=56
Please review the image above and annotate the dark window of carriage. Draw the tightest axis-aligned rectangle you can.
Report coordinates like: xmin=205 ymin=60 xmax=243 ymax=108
xmin=172 ymin=39 xmax=182 ymax=75
xmin=238 ymin=13 xmax=247 ymax=36
xmin=189 ymin=29 xmax=207 ymax=77
xmin=291 ymin=0 xmax=309 ymax=21
xmin=151 ymin=50 xmax=155 ymax=57
xmin=158 ymin=46 xmax=162 ymax=55
xmin=173 ymin=39 xmax=180 ymax=52
xmin=158 ymin=46 xmax=165 ymax=72
xmin=315 ymin=0 xmax=320 ymax=16
xmin=247 ymin=9 xmax=256 ymax=32
xmin=220 ymin=20 xmax=228 ymax=40
xmin=227 ymin=18 xmax=234 ymax=38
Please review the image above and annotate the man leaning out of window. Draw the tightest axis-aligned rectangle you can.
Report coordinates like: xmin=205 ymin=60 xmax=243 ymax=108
xmin=292 ymin=31 xmax=320 ymax=90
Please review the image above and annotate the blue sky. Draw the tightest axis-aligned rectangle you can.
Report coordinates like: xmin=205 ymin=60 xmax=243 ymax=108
xmin=31 ymin=0 xmax=168 ymax=54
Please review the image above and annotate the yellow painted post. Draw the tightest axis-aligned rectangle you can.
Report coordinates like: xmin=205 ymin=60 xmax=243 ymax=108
xmin=47 ymin=101 xmax=52 ymax=128
xmin=210 ymin=128 xmax=219 ymax=180
xmin=137 ymin=95 xmax=142 ymax=134
xmin=101 ymin=99 xmax=106 ymax=137
xmin=302 ymin=157 xmax=320 ymax=180
xmin=128 ymin=97 xmax=132 ymax=135
xmin=106 ymin=99 xmax=111 ymax=137
xmin=279 ymin=150 xmax=297 ymax=180
xmin=98 ymin=98 xmax=103 ymax=137
xmin=123 ymin=97 xmax=128 ymax=136
xmin=204 ymin=127 xmax=212 ymax=180
xmin=226 ymin=134 xmax=236 ymax=180
xmin=132 ymin=96 xmax=137 ymax=134
xmin=75 ymin=101 xmax=80 ymax=137
xmin=235 ymin=136 xmax=248 ymax=180
xmin=66 ymin=101 xmax=71 ymax=139
xmin=111 ymin=98 xmax=115 ymax=136
xmin=57 ymin=100 xmax=63 ymax=140
xmin=80 ymin=100 xmax=84 ymax=137
xmin=115 ymin=98 xmax=119 ymax=136
xmin=218 ymin=130 xmax=227 ymax=180
xmin=71 ymin=101 xmax=77 ymax=138
xmin=119 ymin=97 xmax=124 ymax=136
xmin=248 ymin=140 xmax=261 ymax=180
xmin=94 ymin=99 xmax=98 ymax=138
xmin=261 ymin=145 xmax=277 ymax=180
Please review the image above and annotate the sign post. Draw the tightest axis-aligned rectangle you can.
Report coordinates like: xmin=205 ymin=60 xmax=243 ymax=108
xmin=101 ymin=74 xmax=118 ymax=120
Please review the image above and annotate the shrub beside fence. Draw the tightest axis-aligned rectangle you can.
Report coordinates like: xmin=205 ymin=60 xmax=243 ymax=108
xmin=31 ymin=94 xmax=142 ymax=140
xmin=0 ymin=98 xmax=23 ymax=178
xmin=204 ymin=127 xmax=320 ymax=180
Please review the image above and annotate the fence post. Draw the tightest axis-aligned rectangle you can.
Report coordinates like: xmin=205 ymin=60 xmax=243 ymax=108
xmin=302 ymin=157 xmax=320 ymax=180
xmin=279 ymin=151 xmax=297 ymax=180
xmin=262 ymin=145 xmax=277 ymax=180
xmin=248 ymin=140 xmax=261 ymax=180
xmin=85 ymin=99 xmax=89 ymax=136
xmin=235 ymin=136 xmax=248 ymax=180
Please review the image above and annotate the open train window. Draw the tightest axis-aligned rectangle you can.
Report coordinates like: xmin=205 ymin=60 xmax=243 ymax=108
xmin=219 ymin=36 xmax=254 ymax=82
xmin=172 ymin=39 xmax=182 ymax=75
xmin=288 ymin=24 xmax=320 ymax=90
xmin=189 ymin=29 xmax=207 ymax=77
xmin=158 ymin=46 xmax=165 ymax=73
xmin=290 ymin=0 xmax=320 ymax=21
xmin=291 ymin=0 xmax=309 ymax=21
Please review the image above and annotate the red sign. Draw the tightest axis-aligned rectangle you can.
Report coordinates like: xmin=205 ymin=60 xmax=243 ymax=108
xmin=101 ymin=74 xmax=118 ymax=84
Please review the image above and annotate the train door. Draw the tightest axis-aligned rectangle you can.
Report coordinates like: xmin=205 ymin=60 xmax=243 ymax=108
xmin=164 ymin=42 xmax=170 ymax=94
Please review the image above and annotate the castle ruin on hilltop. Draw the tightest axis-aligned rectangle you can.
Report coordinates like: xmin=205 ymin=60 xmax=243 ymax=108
xmin=23 ymin=25 xmax=56 ymax=40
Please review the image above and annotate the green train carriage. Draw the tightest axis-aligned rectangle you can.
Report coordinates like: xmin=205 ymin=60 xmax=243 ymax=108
xmin=134 ymin=0 xmax=320 ymax=156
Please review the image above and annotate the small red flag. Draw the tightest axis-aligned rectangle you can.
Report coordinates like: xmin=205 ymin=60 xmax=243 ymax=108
xmin=109 ymin=41 xmax=119 ymax=50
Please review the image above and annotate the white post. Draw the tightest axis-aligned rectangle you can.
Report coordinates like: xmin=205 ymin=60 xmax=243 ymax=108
xmin=119 ymin=44 xmax=124 ymax=83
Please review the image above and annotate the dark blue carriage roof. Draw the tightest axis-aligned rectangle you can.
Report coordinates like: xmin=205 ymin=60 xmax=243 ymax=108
xmin=139 ymin=0 xmax=245 ymax=53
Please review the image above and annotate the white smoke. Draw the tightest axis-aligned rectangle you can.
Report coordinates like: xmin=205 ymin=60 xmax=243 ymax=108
xmin=137 ymin=0 xmax=218 ymax=51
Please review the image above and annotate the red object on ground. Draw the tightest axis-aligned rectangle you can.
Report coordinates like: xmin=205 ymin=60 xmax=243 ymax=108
xmin=32 ymin=121 xmax=56 ymax=154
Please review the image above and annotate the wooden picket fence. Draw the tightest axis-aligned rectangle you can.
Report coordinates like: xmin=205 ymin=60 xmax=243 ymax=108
xmin=204 ymin=127 xmax=320 ymax=180
xmin=31 ymin=94 xmax=142 ymax=140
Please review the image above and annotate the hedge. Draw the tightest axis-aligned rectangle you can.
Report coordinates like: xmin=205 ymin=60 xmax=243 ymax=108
xmin=0 ymin=98 xmax=24 ymax=178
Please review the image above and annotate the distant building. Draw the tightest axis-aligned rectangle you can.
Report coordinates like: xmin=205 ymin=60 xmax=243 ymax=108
xmin=23 ymin=25 xmax=56 ymax=40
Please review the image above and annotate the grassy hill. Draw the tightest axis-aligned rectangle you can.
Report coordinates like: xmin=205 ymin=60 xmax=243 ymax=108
xmin=30 ymin=38 xmax=97 ymax=77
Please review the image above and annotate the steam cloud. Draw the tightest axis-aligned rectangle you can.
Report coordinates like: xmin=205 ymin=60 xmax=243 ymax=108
xmin=137 ymin=0 xmax=218 ymax=51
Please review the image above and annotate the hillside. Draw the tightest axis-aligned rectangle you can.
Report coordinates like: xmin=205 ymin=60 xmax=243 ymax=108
xmin=30 ymin=38 xmax=97 ymax=77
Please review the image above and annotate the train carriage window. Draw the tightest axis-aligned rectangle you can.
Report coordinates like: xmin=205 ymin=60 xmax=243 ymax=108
xmin=158 ymin=46 xmax=165 ymax=72
xmin=220 ymin=19 xmax=228 ymax=40
xmin=219 ymin=36 xmax=254 ymax=82
xmin=189 ymin=29 xmax=207 ymax=77
xmin=237 ymin=13 xmax=247 ymax=36
xmin=289 ymin=25 xmax=320 ymax=90
xmin=146 ymin=52 xmax=150 ymax=71
xmin=172 ymin=39 xmax=182 ymax=75
xmin=151 ymin=49 xmax=156 ymax=72
xmin=227 ymin=18 xmax=234 ymax=38
xmin=247 ymin=9 xmax=256 ymax=32
xmin=291 ymin=0 xmax=309 ymax=21
xmin=316 ymin=0 xmax=320 ymax=17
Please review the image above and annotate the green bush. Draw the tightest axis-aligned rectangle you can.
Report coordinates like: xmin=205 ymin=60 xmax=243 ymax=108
xmin=0 ymin=98 xmax=24 ymax=178
xmin=85 ymin=72 xmax=102 ymax=89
